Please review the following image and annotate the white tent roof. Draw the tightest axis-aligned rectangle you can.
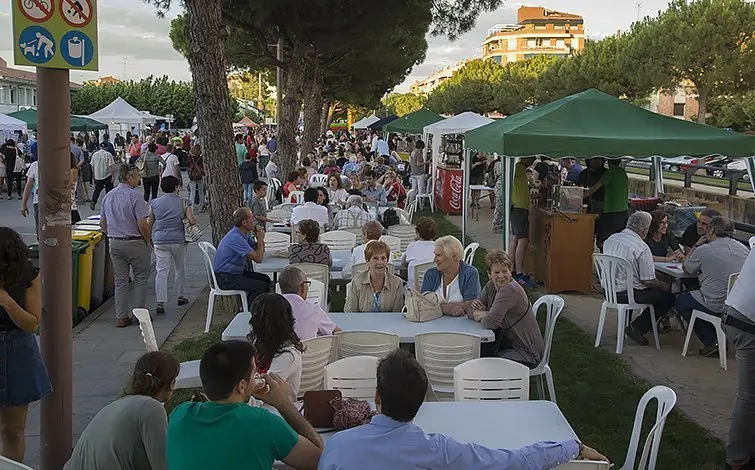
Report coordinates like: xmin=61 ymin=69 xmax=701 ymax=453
xmin=0 ymin=113 xmax=27 ymax=134
xmin=423 ymin=111 xmax=493 ymax=135
xmin=139 ymin=111 xmax=168 ymax=123
xmin=87 ymin=97 xmax=147 ymax=124
xmin=352 ymin=114 xmax=380 ymax=129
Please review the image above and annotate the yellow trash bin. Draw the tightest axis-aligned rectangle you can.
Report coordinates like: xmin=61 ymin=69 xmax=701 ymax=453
xmin=71 ymin=229 xmax=99 ymax=313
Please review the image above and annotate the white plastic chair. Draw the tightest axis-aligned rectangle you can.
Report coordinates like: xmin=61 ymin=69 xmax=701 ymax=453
xmin=267 ymin=209 xmax=291 ymax=222
xmin=265 ymin=231 xmax=291 ymax=253
xmin=323 ymin=356 xmax=379 ymax=399
xmin=406 ymin=192 xmax=416 ymax=222
xmin=294 ymin=262 xmax=330 ymax=285
xmin=387 ymin=224 xmax=417 ymax=251
xmin=593 ymin=254 xmax=660 ymax=354
xmin=274 ymin=202 xmax=299 ymax=212
xmin=0 ymin=455 xmax=36 ymax=470
xmin=340 ymin=227 xmax=364 ymax=238
xmin=453 ymin=357 xmax=530 ymax=401
xmin=414 ymin=187 xmax=434 ymax=213
xmin=380 ymin=235 xmax=402 ymax=254
xmin=320 ymin=230 xmax=358 ymax=251
xmin=415 ymin=332 xmax=481 ymax=395
xmin=529 ymin=295 xmax=565 ymax=402
xmin=394 ymin=207 xmax=412 ymax=225
xmin=268 ymin=177 xmax=282 ymax=206
xmin=307 ymin=279 xmax=327 ymax=308
xmin=337 ymin=330 xmax=400 ymax=359
xmin=286 ymin=190 xmax=305 ymax=204
xmin=309 ymin=173 xmax=328 ymax=187
xmin=463 ymin=242 xmax=480 ymax=265
xmin=198 ymin=242 xmax=249 ymax=333
xmin=352 ymin=262 xmax=395 ymax=278
xmin=618 ymin=385 xmax=677 ymax=470
xmin=298 ymin=335 xmax=338 ymax=396
xmin=681 ymin=272 xmax=738 ymax=370
xmin=413 ymin=261 xmax=436 ymax=291
xmin=132 ymin=309 xmax=201 ymax=389
xmin=750 ymin=236 xmax=755 ymax=249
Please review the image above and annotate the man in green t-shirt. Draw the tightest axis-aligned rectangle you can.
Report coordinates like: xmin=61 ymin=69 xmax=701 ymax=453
xmin=235 ymin=133 xmax=248 ymax=167
xmin=510 ymin=157 xmax=536 ymax=284
xmin=167 ymin=340 xmax=322 ymax=470
xmin=586 ymin=158 xmax=629 ymax=250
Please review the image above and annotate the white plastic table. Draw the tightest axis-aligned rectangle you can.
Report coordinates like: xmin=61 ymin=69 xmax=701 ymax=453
xmin=655 ymin=261 xmax=696 ymax=293
xmin=253 ymin=251 xmax=402 ymax=274
xmin=223 ymin=312 xmax=495 ymax=343
xmin=273 ymin=401 xmax=578 ymax=469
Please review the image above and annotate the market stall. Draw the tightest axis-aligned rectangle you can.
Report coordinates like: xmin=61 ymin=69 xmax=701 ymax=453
xmin=0 ymin=113 xmax=27 ymax=142
xmin=422 ymin=112 xmax=493 ymax=214
xmin=465 ymin=88 xmax=755 ymax=293
xmin=368 ymin=114 xmax=399 ymax=131
xmin=383 ymin=109 xmax=444 ymax=135
xmin=351 ymin=114 xmax=380 ymax=130
xmin=87 ymin=97 xmax=150 ymax=137
xmin=8 ymin=109 xmax=107 ymax=132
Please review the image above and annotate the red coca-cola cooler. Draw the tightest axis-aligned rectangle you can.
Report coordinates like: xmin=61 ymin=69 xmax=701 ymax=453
xmin=435 ymin=166 xmax=464 ymax=214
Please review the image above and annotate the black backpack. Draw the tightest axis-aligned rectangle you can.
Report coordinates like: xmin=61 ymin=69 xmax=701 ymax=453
xmin=382 ymin=208 xmax=400 ymax=228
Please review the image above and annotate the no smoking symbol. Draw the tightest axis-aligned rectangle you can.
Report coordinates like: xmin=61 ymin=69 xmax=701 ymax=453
xmin=18 ymin=0 xmax=54 ymax=23
xmin=59 ymin=0 xmax=92 ymax=27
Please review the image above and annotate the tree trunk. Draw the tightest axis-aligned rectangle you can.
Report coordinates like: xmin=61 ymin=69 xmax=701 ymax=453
xmin=325 ymin=102 xmax=338 ymax=131
xmin=184 ymin=0 xmax=241 ymax=245
xmin=278 ymin=41 xmax=307 ymax=178
xmin=301 ymin=61 xmax=324 ymax=159
xmin=697 ymin=86 xmax=708 ymax=124
xmin=319 ymin=99 xmax=331 ymax=135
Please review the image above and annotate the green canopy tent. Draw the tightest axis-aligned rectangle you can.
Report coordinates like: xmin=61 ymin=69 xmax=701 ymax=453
xmin=8 ymin=109 xmax=108 ymax=131
xmin=462 ymin=88 xmax=755 ymax=249
xmin=383 ymin=108 xmax=445 ymax=135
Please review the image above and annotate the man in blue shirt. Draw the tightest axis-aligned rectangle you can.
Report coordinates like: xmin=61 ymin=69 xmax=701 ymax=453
xmin=267 ymin=135 xmax=277 ymax=154
xmin=318 ymin=350 xmax=608 ymax=470
xmin=213 ymin=207 xmax=270 ymax=305
xmin=360 ymin=170 xmax=387 ymax=205
xmin=101 ymin=134 xmax=116 ymax=156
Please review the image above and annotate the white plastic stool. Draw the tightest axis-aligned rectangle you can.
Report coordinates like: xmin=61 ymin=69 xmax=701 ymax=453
xmin=681 ymin=310 xmax=727 ymax=370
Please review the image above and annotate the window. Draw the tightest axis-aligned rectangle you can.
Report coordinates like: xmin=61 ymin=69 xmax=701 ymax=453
xmin=527 ymin=39 xmax=536 ymax=48
xmin=535 ymin=24 xmax=546 ymax=30
xmin=32 ymin=89 xmax=36 ymax=106
xmin=555 ymin=24 xmax=565 ymax=29
xmin=508 ymin=39 xmax=517 ymax=50
xmin=491 ymin=55 xmax=502 ymax=65
xmin=10 ymin=87 xmax=16 ymax=104
xmin=673 ymin=103 xmax=685 ymax=116
xmin=535 ymin=38 xmax=544 ymax=47
xmin=556 ymin=39 xmax=565 ymax=48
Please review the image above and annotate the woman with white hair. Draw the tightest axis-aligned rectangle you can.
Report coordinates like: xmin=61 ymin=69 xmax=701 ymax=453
xmin=421 ymin=235 xmax=481 ymax=316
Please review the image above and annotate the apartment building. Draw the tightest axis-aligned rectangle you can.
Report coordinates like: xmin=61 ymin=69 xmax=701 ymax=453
xmin=0 ymin=57 xmax=81 ymax=114
xmin=645 ymin=85 xmax=700 ymax=121
xmin=409 ymin=59 xmax=474 ymax=95
xmin=481 ymin=6 xmax=586 ymax=65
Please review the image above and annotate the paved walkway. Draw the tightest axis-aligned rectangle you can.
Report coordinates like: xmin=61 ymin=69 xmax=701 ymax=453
xmin=22 ymin=206 xmax=213 ymax=468
xmin=450 ymin=204 xmax=733 ymax=441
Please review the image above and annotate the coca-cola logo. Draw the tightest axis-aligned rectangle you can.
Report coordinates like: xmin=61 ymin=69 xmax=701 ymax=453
xmin=450 ymin=174 xmax=463 ymax=210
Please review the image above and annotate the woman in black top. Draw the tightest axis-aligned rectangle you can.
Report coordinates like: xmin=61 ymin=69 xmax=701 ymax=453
xmin=644 ymin=210 xmax=684 ymax=262
xmin=0 ymin=227 xmax=51 ymax=462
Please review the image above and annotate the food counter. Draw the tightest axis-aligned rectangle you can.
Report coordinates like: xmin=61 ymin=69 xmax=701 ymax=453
xmin=435 ymin=165 xmax=464 ymax=214
xmin=524 ymin=207 xmax=597 ymax=294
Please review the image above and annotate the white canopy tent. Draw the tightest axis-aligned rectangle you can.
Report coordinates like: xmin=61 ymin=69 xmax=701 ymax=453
xmin=422 ymin=112 xmax=494 ymax=224
xmin=88 ymin=97 xmax=151 ymax=138
xmin=0 ymin=113 xmax=28 ymax=142
xmin=352 ymin=114 xmax=380 ymax=129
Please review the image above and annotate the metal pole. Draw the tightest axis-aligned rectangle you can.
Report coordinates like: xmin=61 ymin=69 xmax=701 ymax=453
xmin=276 ymin=38 xmax=283 ymax=125
xmin=37 ymin=67 xmax=73 ymax=470
xmin=462 ymin=146 xmax=470 ymax=243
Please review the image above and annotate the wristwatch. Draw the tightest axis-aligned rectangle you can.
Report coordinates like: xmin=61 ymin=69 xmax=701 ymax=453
xmin=577 ymin=441 xmax=585 ymax=458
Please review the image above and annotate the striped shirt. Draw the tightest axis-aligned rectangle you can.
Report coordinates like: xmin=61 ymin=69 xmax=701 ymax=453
xmin=332 ymin=206 xmax=374 ymax=230
xmin=603 ymin=228 xmax=656 ymax=292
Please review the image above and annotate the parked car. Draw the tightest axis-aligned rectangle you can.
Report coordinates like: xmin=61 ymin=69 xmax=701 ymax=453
xmin=663 ymin=155 xmax=719 ymax=172
xmin=705 ymin=157 xmax=751 ymax=181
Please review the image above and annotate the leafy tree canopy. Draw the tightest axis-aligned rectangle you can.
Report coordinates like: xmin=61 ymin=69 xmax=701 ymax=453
xmin=383 ymin=93 xmax=428 ymax=116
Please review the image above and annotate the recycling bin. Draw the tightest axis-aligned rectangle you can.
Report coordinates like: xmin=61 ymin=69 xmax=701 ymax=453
xmin=28 ymin=241 xmax=86 ymax=322
xmin=80 ymin=217 xmax=113 ymax=299
xmin=72 ymin=227 xmax=105 ymax=309
xmin=71 ymin=230 xmax=96 ymax=313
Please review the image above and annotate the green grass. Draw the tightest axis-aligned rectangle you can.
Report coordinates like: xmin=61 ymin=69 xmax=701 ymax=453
xmin=164 ymin=210 xmax=725 ymax=467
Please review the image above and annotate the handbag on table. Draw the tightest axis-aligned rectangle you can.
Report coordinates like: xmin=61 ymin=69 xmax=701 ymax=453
xmin=404 ymin=289 xmax=443 ymax=322
xmin=301 ymin=390 xmax=342 ymax=428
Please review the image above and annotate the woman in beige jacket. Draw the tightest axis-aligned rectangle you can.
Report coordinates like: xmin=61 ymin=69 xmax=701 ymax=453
xmin=345 ymin=240 xmax=405 ymax=312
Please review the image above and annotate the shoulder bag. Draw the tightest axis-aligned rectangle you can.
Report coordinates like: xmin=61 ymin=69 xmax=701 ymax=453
xmin=302 ymin=390 xmax=342 ymax=428
xmin=404 ymin=288 xmax=443 ymax=322
xmin=183 ymin=199 xmax=202 ymax=243
xmin=135 ymin=155 xmax=147 ymax=177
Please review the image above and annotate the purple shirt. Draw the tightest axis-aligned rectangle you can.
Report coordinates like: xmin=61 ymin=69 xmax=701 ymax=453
xmin=282 ymin=293 xmax=338 ymax=340
xmin=100 ymin=183 xmax=150 ymax=238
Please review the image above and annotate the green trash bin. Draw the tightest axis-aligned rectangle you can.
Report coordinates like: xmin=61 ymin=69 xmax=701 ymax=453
xmin=28 ymin=242 xmax=86 ymax=324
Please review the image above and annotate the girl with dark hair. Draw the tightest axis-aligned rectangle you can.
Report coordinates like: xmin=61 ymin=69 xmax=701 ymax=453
xmin=64 ymin=351 xmax=180 ymax=470
xmin=645 ymin=210 xmax=684 ymax=262
xmin=248 ymin=293 xmax=305 ymax=403
xmin=0 ymin=227 xmax=50 ymax=462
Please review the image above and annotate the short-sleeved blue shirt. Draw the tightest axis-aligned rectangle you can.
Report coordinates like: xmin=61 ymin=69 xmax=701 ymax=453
xmin=213 ymin=227 xmax=257 ymax=275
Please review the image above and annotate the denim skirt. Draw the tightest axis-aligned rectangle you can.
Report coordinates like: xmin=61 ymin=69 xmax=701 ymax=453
xmin=0 ymin=330 xmax=52 ymax=407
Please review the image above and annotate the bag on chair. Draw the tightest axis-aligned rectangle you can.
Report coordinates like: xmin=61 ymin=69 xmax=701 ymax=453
xmin=302 ymin=390 xmax=342 ymax=428
xmin=404 ymin=289 xmax=442 ymax=322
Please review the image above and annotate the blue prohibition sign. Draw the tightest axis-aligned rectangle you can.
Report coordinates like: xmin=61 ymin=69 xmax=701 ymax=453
xmin=60 ymin=30 xmax=94 ymax=67
xmin=18 ymin=26 xmax=56 ymax=64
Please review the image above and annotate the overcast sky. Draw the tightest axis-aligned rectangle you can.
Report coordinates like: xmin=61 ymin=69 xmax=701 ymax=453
xmin=0 ymin=0 xmax=671 ymax=91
